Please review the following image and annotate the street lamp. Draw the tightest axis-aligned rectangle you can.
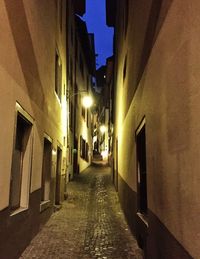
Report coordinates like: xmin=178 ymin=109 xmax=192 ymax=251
xmin=100 ymin=125 xmax=107 ymax=133
xmin=82 ymin=95 xmax=93 ymax=108
xmin=67 ymin=90 xmax=93 ymax=108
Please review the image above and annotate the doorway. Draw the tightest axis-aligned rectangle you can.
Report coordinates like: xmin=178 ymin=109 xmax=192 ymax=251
xmin=41 ymin=137 xmax=52 ymax=202
xmin=55 ymin=146 xmax=62 ymax=205
xmin=136 ymin=121 xmax=147 ymax=215
xmin=73 ymin=137 xmax=79 ymax=174
xmin=135 ymin=118 xmax=148 ymax=251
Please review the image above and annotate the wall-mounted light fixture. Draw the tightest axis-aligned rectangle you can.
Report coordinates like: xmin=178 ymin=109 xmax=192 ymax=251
xmin=82 ymin=95 xmax=93 ymax=108
xmin=67 ymin=90 xmax=93 ymax=108
xmin=100 ymin=125 xmax=107 ymax=133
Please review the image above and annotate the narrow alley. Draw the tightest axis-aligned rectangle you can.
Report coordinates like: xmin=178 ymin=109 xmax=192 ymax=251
xmin=0 ymin=0 xmax=200 ymax=258
xmin=20 ymin=164 xmax=143 ymax=259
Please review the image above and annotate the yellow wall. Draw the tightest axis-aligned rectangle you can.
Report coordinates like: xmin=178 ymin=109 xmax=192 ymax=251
xmin=114 ymin=0 xmax=200 ymax=257
xmin=0 ymin=0 xmax=67 ymax=210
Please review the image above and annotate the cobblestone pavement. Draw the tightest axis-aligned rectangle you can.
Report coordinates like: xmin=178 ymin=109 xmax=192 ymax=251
xmin=20 ymin=164 xmax=143 ymax=259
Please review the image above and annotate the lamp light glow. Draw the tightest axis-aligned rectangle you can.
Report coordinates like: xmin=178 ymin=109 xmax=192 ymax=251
xmin=82 ymin=95 xmax=93 ymax=108
xmin=100 ymin=125 xmax=107 ymax=133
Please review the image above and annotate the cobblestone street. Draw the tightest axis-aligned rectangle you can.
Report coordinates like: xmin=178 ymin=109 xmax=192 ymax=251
xmin=20 ymin=164 xmax=143 ymax=259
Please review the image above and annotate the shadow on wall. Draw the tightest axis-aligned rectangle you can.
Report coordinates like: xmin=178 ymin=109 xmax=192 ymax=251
xmin=138 ymin=0 xmax=173 ymax=85
xmin=4 ymin=0 xmax=45 ymax=108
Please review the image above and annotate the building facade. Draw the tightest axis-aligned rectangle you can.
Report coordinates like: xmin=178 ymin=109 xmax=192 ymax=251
xmin=107 ymin=0 xmax=200 ymax=258
xmin=66 ymin=1 xmax=95 ymax=179
xmin=0 ymin=0 xmax=94 ymax=258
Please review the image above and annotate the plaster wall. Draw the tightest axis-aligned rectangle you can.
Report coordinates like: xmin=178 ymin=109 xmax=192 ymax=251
xmin=0 ymin=0 xmax=67 ymax=210
xmin=76 ymin=66 xmax=93 ymax=173
xmin=114 ymin=0 xmax=200 ymax=257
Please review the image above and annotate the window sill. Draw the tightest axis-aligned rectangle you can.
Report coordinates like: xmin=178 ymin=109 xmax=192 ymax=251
xmin=40 ymin=200 xmax=51 ymax=212
xmin=137 ymin=212 xmax=148 ymax=227
xmin=10 ymin=207 xmax=28 ymax=217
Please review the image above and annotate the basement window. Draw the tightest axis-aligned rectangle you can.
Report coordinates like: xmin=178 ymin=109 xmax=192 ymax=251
xmin=136 ymin=118 xmax=148 ymax=216
xmin=10 ymin=104 xmax=33 ymax=213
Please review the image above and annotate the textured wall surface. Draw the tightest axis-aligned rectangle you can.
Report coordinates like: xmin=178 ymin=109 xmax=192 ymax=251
xmin=113 ymin=0 xmax=200 ymax=257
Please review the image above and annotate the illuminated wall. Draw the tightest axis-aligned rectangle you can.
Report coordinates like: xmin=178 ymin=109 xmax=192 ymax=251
xmin=66 ymin=5 xmax=93 ymax=177
xmin=112 ymin=0 xmax=200 ymax=258
xmin=0 ymin=0 xmax=67 ymax=257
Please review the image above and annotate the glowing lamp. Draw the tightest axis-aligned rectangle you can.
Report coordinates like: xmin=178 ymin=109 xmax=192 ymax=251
xmin=100 ymin=125 xmax=107 ymax=133
xmin=82 ymin=95 xmax=93 ymax=108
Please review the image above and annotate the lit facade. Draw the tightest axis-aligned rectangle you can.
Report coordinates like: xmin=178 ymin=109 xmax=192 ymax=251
xmin=66 ymin=1 xmax=95 ymax=178
xmin=107 ymin=0 xmax=200 ymax=258
xmin=0 ymin=1 xmax=67 ymax=257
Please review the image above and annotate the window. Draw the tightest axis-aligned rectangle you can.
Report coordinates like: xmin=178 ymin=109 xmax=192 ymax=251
xmin=136 ymin=118 xmax=147 ymax=216
xmin=55 ymin=147 xmax=62 ymax=205
xmin=86 ymin=143 xmax=89 ymax=162
xmin=80 ymin=136 xmax=88 ymax=161
xmin=10 ymin=105 xmax=33 ymax=211
xmin=41 ymin=137 xmax=52 ymax=202
xmin=82 ymin=105 xmax=86 ymax=119
xmin=55 ymin=50 xmax=62 ymax=102
xmin=123 ymin=55 xmax=127 ymax=82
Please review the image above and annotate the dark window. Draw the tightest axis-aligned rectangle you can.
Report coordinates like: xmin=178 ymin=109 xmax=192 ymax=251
xmin=123 ymin=55 xmax=127 ymax=82
xmin=82 ymin=106 xmax=86 ymax=119
xmin=10 ymin=112 xmax=32 ymax=210
xmin=41 ymin=138 xmax=52 ymax=202
xmin=136 ymin=120 xmax=147 ymax=215
xmin=86 ymin=143 xmax=89 ymax=162
xmin=80 ymin=136 xmax=83 ymax=157
xmin=55 ymin=51 xmax=62 ymax=102
xmin=80 ymin=136 xmax=88 ymax=161
xmin=55 ymin=147 xmax=62 ymax=205
xmin=82 ymin=139 xmax=86 ymax=159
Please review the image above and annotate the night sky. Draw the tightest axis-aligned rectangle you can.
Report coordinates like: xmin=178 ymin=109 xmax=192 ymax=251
xmin=83 ymin=0 xmax=114 ymax=68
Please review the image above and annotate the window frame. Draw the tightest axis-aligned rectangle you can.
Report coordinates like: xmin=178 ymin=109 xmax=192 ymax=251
xmin=41 ymin=134 xmax=52 ymax=204
xmin=135 ymin=117 xmax=148 ymax=222
xmin=55 ymin=49 xmax=62 ymax=103
xmin=10 ymin=103 xmax=34 ymax=215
